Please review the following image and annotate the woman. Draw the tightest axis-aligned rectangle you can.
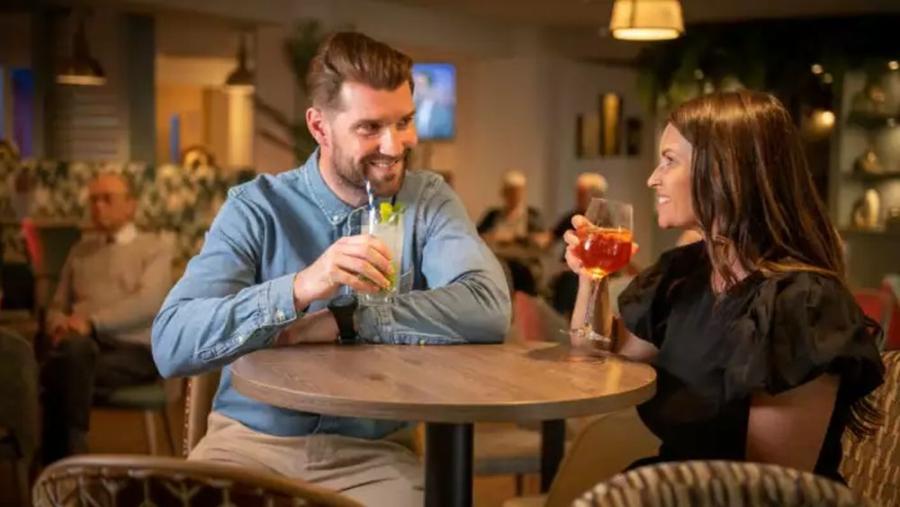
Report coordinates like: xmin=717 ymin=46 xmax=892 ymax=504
xmin=478 ymin=170 xmax=545 ymax=295
xmin=564 ymin=91 xmax=883 ymax=480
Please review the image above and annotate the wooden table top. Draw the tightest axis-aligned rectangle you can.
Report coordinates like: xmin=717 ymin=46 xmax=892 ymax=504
xmin=231 ymin=341 xmax=656 ymax=423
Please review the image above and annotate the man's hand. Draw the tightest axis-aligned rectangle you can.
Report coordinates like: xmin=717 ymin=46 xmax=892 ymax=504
xmin=50 ymin=314 xmax=93 ymax=346
xmin=292 ymin=234 xmax=394 ymax=310
xmin=50 ymin=324 xmax=68 ymax=347
xmin=66 ymin=315 xmax=93 ymax=337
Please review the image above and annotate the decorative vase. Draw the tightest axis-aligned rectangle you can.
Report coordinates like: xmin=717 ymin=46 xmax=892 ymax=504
xmin=854 ymin=148 xmax=884 ymax=175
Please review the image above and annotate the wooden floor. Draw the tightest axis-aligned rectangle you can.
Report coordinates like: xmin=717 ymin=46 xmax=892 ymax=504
xmin=3 ymin=406 xmax=542 ymax=506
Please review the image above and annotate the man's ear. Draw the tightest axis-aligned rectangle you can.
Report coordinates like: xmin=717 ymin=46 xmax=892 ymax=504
xmin=306 ymin=107 xmax=329 ymax=149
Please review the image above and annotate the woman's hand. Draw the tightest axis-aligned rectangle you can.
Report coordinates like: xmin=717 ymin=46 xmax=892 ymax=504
xmin=563 ymin=215 xmax=590 ymax=276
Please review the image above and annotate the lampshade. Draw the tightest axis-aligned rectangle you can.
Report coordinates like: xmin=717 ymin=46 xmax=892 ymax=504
xmin=225 ymin=33 xmax=254 ymax=91
xmin=56 ymin=14 xmax=106 ymax=86
xmin=609 ymin=0 xmax=684 ymax=41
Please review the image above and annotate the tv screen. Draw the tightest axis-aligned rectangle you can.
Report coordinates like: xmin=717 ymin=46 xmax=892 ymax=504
xmin=412 ymin=63 xmax=456 ymax=140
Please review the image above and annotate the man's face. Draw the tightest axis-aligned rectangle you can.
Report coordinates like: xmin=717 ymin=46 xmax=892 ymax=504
xmin=502 ymin=185 xmax=525 ymax=210
xmin=88 ymin=174 xmax=136 ymax=233
xmin=575 ymin=183 xmax=593 ymax=212
xmin=322 ymin=81 xmax=418 ymax=198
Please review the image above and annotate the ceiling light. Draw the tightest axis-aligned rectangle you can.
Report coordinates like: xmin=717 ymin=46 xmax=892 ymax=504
xmin=609 ymin=0 xmax=684 ymax=41
xmin=56 ymin=11 xmax=106 ymax=86
xmin=225 ymin=32 xmax=254 ymax=92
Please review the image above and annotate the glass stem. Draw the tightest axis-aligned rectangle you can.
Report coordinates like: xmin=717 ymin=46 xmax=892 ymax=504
xmin=582 ymin=275 xmax=603 ymax=332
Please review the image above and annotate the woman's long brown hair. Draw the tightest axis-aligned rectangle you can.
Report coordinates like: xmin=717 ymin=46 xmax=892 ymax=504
xmin=669 ymin=90 xmax=880 ymax=438
xmin=669 ymin=90 xmax=844 ymax=286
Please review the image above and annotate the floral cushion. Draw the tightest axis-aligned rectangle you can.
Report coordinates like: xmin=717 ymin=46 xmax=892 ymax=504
xmin=0 ymin=159 xmax=240 ymax=269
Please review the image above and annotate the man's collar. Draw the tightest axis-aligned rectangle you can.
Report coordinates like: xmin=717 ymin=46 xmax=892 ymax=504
xmin=112 ymin=222 xmax=137 ymax=245
xmin=303 ymin=148 xmax=357 ymax=226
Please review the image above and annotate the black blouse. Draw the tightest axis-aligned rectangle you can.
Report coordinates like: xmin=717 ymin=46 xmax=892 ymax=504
xmin=618 ymin=242 xmax=884 ymax=480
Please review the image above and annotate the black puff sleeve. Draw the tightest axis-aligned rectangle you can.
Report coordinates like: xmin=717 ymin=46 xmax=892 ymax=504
xmin=724 ymin=271 xmax=884 ymax=401
xmin=618 ymin=242 xmax=706 ymax=348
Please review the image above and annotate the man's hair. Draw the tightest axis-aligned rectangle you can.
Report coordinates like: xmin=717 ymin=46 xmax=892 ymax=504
xmin=92 ymin=171 xmax=136 ymax=199
xmin=306 ymin=32 xmax=414 ymax=110
xmin=577 ymin=172 xmax=608 ymax=196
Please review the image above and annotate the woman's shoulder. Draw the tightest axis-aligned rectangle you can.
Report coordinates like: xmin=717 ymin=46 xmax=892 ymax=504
xmin=749 ymin=269 xmax=855 ymax=317
xmin=639 ymin=241 xmax=708 ymax=285
xmin=725 ymin=268 xmax=884 ymax=400
xmin=617 ymin=241 xmax=707 ymax=345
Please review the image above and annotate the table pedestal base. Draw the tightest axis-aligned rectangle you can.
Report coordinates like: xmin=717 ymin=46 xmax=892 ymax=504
xmin=541 ymin=419 xmax=565 ymax=491
xmin=425 ymin=422 xmax=473 ymax=507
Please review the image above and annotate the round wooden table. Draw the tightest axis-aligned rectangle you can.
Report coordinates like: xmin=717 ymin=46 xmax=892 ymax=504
xmin=231 ymin=341 xmax=656 ymax=507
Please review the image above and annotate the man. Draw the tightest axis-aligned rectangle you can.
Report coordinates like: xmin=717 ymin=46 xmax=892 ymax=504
xmin=477 ymin=170 xmax=544 ymax=246
xmin=152 ymin=32 xmax=509 ymax=505
xmin=550 ymin=172 xmax=608 ymax=245
xmin=477 ymin=170 xmax=545 ymax=295
xmin=549 ymin=172 xmax=608 ymax=316
xmin=42 ymin=172 xmax=172 ymax=464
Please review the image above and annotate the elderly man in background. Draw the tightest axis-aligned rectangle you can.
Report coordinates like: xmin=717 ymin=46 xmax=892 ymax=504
xmin=477 ymin=170 xmax=546 ymax=295
xmin=477 ymin=170 xmax=545 ymax=246
xmin=41 ymin=172 xmax=172 ymax=464
xmin=548 ymin=172 xmax=609 ymax=317
xmin=550 ymin=172 xmax=609 ymax=243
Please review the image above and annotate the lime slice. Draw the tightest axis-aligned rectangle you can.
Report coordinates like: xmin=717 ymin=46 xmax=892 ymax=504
xmin=380 ymin=202 xmax=393 ymax=222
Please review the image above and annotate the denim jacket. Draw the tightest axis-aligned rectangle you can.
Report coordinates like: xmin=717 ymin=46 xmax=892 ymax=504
xmin=151 ymin=151 xmax=510 ymax=438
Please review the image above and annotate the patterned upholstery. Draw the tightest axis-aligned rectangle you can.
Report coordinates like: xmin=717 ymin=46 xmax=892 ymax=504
xmin=575 ymin=460 xmax=874 ymax=507
xmin=183 ymin=370 xmax=222 ymax=456
xmin=32 ymin=454 xmax=363 ymax=507
xmin=0 ymin=158 xmax=235 ymax=268
xmin=842 ymin=350 xmax=900 ymax=506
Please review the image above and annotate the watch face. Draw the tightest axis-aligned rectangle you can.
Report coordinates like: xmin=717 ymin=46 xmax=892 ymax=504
xmin=332 ymin=294 xmax=358 ymax=309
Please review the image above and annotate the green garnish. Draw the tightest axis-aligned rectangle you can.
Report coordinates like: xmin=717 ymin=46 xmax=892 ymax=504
xmin=379 ymin=202 xmax=405 ymax=224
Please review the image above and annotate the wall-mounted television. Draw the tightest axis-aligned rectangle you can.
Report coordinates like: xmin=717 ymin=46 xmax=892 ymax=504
xmin=412 ymin=63 xmax=456 ymax=140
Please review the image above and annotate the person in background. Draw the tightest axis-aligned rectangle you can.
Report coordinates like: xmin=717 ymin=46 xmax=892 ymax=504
xmin=41 ymin=172 xmax=172 ymax=464
xmin=151 ymin=32 xmax=508 ymax=506
xmin=477 ymin=170 xmax=544 ymax=245
xmin=478 ymin=170 xmax=545 ymax=294
xmin=551 ymin=172 xmax=609 ymax=245
xmin=548 ymin=172 xmax=610 ymax=316
xmin=563 ymin=90 xmax=883 ymax=480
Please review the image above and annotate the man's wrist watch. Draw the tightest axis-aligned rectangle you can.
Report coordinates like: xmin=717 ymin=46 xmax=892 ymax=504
xmin=328 ymin=294 xmax=359 ymax=344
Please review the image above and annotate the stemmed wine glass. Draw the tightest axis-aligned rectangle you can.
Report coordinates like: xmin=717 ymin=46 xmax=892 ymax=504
xmin=568 ymin=198 xmax=634 ymax=359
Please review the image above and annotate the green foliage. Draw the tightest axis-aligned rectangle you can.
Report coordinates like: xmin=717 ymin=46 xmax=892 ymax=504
xmin=636 ymin=15 xmax=900 ymax=113
xmin=255 ymin=19 xmax=326 ymax=164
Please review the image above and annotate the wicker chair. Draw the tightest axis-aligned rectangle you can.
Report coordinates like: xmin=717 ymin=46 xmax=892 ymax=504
xmin=575 ymin=460 xmax=874 ymax=507
xmin=32 ymin=454 xmax=364 ymax=507
xmin=0 ymin=329 xmax=38 ymax=506
xmin=502 ymin=408 xmax=659 ymax=507
xmin=182 ymin=370 xmax=222 ymax=456
xmin=842 ymin=350 xmax=900 ymax=506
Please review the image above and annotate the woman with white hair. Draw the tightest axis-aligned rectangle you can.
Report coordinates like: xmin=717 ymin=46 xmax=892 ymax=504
xmin=549 ymin=172 xmax=610 ymax=316
xmin=477 ymin=170 xmax=544 ymax=244
xmin=477 ymin=170 xmax=546 ymax=294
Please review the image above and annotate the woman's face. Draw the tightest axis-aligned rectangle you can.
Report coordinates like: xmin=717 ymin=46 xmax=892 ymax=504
xmin=648 ymin=123 xmax=696 ymax=229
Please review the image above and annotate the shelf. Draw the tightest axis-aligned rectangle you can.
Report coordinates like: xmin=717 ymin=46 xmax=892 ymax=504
xmin=843 ymin=171 xmax=900 ymax=183
xmin=839 ymin=228 xmax=900 ymax=239
xmin=846 ymin=112 xmax=900 ymax=129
